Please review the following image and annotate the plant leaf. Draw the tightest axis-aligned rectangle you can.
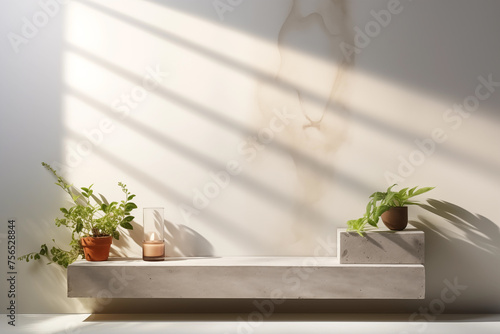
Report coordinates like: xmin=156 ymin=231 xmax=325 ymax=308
xmin=386 ymin=184 xmax=397 ymax=193
xmin=120 ymin=221 xmax=133 ymax=230
xmin=410 ymin=186 xmax=435 ymax=197
xmin=76 ymin=219 xmax=83 ymax=233
xmin=384 ymin=192 xmax=396 ymax=206
xmin=365 ymin=201 xmax=373 ymax=216
xmin=121 ymin=216 xmax=134 ymax=224
xmin=376 ymin=204 xmax=390 ymax=216
xmin=125 ymin=203 xmax=137 ymax=212
xmin=408 ymin=186 xmax=418 ymax=196
xmin=370 ymin=191 xmax=385 ymax=200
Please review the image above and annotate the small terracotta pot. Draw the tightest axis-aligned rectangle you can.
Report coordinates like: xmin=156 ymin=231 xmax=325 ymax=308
xmin=381 ymin=207 xmax=408 ymax=231
xmin=80 ymin=236 xmax=112 ymax=261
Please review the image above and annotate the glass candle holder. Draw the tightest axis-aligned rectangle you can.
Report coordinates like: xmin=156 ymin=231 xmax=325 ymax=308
xmin=142 ymin=207 xmax=165 ymax=261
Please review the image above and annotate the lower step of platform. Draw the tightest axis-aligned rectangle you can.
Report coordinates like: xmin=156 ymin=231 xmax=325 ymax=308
xmin=67 ymin=256 xmax=424 ymax=299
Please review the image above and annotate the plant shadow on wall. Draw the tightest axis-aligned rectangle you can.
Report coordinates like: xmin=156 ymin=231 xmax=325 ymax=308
xmin=411 ymin=199 xmax=500 ymax=312
xmin=110 ymin=220 xmax=214 ymax=258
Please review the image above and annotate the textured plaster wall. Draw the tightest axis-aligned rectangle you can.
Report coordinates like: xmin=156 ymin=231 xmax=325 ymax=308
xmin=1 ymin=0 xmax=500 ymax=314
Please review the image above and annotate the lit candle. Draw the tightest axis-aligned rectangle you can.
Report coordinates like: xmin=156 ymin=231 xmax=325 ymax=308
xmin=142 ymin=207 xmax=165 ymax=261
xmin=143 ymin=233 xmax=165 ymax=260
xmin=142 ymin=241 xmax=165 ymax=259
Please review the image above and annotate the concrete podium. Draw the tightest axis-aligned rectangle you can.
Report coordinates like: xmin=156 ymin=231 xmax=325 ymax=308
xmin=67 ymin=229 xmax=425 ymax=299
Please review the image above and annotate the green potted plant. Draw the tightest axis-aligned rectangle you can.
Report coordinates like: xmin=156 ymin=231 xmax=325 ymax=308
xmin=19 ymin=163 xmax=137 ymax=267
xmin=347 ymin=184 xmax=434 ymax=235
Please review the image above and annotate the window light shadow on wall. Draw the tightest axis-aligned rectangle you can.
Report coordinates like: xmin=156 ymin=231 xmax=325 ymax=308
xmin=59 ymin=0 xmax=500 ymax=261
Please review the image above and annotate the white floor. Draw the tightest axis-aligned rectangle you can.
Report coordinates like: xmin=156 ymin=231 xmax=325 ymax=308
xmin=1 ymin=314 xmax=500 ymax=334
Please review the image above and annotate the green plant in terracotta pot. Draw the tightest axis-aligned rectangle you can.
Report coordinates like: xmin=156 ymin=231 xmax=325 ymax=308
xmin=18 ymin=163 xmax=136 ymax=268
xmin=347 ymin=184 xmax=434 ymax=235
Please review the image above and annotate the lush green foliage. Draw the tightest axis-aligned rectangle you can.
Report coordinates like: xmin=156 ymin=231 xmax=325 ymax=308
xmin=347 ymin=184 xmax=434 ymax=235
xmin=18 ymin=163 xmax=136 ymax=268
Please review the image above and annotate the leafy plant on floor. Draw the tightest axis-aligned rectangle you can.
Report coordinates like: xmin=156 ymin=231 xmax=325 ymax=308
xmin=18 ymin=163 xmax=136 ymax=268
xmin=347 ymin=184 xmax=434 ymax=235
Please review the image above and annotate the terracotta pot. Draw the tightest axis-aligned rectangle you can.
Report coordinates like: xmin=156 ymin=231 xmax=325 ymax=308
xmin=80 ymin=236 xmax=112 ymax=261
xmin=381 ymin=207 xmax=408 ymax=231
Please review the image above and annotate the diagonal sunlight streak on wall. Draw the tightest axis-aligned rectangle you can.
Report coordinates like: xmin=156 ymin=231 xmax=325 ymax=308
xmin=63 ymin=44 xmax=371 ymax=193
xmin=85 ymin=0 xmax=279 ymax=77
xmin=72 ymin=0 xmax=351 ymax=118
xmin=63 ymin=85 xmax=336 ymax=225
xmin=62 ymin=128 xmax=265 ymax=252
xmin=68 ymin=1 xmax=500 ymax=179
xmin=356 ymin=77 xmax=499 ymax=165
xmin=61 ymin=0 xmax=500 ymax=256
xmin=83 ymin=0 xmax=500 ymax=127
xmin=145 ymin=0 xmax=500 ymax=125
xmin=64 ymin=39 xmax=500 ymax=187
xmin=61 ymin=20 xmax=353 ymax=254
xmin=349 ymin=72 xmax=500 ymax=180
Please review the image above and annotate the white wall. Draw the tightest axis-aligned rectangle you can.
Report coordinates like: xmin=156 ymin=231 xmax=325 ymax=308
xmin=1 ymin=0 xmax=499 ymax=314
